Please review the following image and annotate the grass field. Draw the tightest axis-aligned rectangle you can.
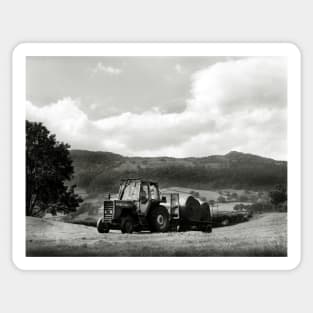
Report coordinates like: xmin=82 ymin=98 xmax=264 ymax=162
xmin=26 ymin=213 xmax=287 ymax=257
xmin=161 ymin=186 xmax=220 ymax=201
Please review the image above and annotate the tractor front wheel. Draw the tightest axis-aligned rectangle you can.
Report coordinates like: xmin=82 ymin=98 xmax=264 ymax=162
xmin=149 ymin=207 xmax=170 ymax=233
xmin=121 ymin=215 xmax=135 ymax=234
xmin=97 ymin=218 xmax=110 ymax=233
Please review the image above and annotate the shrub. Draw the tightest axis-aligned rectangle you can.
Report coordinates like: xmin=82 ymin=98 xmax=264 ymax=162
xmin=217 ymin=196 xmax=226 ymax=203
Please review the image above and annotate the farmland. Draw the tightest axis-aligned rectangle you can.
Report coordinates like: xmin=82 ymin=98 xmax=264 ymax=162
xmin=26 ymin=213 xmax=287 ymax=257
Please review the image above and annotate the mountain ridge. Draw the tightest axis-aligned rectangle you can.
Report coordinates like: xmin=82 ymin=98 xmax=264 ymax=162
xmin=70 ymin=149 xmax=287 ymax=193
xmin=70 ymin=149 xmax=286 ymax=162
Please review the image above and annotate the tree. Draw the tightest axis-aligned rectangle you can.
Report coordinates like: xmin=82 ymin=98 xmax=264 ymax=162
xmin=269 ymin=184 xmax=287 ymax=206
xmin=217 ymin=196 xmax=226 ymax=203
xmin=26 ymin=121 xmax=82 ymax=216
xmin=231 ymin=192 xmax=238 ymax=200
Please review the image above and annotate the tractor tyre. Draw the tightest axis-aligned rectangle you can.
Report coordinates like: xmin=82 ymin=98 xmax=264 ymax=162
xmin=97 ymin=218 xmax=110 ymax=233
xmin=201 ymin=225 xmax=212 ymax=233
xmin=149 ymin=206 xmax=170 ymax=233
xmin=121 ymin=215 xmax=135 ymax=234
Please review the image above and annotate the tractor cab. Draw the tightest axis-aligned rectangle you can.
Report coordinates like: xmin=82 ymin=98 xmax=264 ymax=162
xmin=118 ymin=179 xmax=160 ymax=200
xmin=118 ymin=178 xmax=162 ymax=215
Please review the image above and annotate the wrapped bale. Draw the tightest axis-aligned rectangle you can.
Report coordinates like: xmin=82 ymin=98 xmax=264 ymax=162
xmin=178 ymin=194 xmax=211 ymax=223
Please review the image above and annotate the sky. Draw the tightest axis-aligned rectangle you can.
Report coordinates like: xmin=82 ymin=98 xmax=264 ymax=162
xmin=26 ymin=56 xmax=287 ymax=160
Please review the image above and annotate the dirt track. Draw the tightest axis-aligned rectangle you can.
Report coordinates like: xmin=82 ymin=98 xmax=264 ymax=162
xmin=26 ymin=213 xmax=287 ymax=257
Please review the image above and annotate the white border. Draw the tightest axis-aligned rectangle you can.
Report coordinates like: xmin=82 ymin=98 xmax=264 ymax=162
xmin=12 ymin=43 xmax=301 ymax=270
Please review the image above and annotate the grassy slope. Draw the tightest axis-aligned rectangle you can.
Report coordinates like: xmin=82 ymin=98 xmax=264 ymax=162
xmin=161 ymin=186 xmax=220 ymax=201
xmin=70 ymin=150 xmax=287 ymax=193
xmin=26 ymin=213 xmax=287 ymax=257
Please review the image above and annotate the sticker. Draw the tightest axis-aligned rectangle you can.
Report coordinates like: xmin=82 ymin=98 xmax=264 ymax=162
xmin=12 ymin=43 xmax=301 ymax=270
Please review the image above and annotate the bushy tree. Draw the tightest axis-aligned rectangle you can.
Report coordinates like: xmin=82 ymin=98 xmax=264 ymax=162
xmin=269 ymin=184 xmax=287 ymax=206
xmin=231 ymin=192 xmax=238 ymax=200
xmin=217 ymin=196 xmax=226 ymax=203
xmin=26 ymin=121 xmax=82 ymax=216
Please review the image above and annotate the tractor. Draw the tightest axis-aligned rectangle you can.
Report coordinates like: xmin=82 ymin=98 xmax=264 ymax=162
xmin=97 ymin=178 xmax=212 ymax=234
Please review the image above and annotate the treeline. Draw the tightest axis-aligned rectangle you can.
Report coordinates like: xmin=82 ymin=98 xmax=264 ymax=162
xmin=233 ymin=184 xmax=287 ymax=213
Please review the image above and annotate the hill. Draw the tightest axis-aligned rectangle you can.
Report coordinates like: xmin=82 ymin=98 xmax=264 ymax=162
xmin=69 ymin=150 xmax=287 ymax=194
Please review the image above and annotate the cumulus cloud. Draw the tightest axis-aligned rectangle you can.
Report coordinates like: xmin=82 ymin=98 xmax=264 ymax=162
xmin=26 ymin=98 xmax=103 ymax=150
xmin=26 ymin=57 xmax=287 ymax=159
xmin=91 ymin=62 xmax=122 ymax=75
xmin=189 ymin=57 xmax=287 ymax=114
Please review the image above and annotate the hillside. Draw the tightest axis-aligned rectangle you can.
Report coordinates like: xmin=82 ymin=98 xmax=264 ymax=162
xmin=70 ymin=150 xmax=287 ymax=194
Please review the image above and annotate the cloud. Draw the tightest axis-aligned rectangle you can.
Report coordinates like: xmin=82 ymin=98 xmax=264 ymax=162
xmin=91 ymin=62 xmax=122 ymax=75
xmin=26 ymin=57 xmax=287 ymax=160
xmin=189 ymin=57 xmax=287 ymax=114
xmin=26 ymin=98 xmax=103 ymax=151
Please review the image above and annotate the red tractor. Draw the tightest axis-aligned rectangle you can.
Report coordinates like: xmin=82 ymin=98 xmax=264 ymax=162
xmin=97 ymin=178 xmax=212 ymax=234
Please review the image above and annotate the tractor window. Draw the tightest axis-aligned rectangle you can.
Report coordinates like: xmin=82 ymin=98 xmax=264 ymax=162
xmin=140 ymin=184 xmax=149 ymax=203
xmin=150 ymin=184 xmax=159 ymax=200
xmin=120 ymin=181 xmax=140 ymax=200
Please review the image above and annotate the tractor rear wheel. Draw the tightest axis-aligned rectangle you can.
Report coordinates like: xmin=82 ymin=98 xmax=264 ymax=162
xmin=201 ymin=225 xmax=212 ymax=233
xmin=121 ymin=215 xmax=135 ymax=234
xmin=97 ymin=218 xmax=110 ymax=233
xmin=149 ymin=206 xmax=170 ymax=233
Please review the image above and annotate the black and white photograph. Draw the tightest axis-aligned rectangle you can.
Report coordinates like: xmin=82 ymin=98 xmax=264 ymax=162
xmin=12 ymin=43 xmax=300 ymax=268
xmin=2 ymin=1 xmax=311 ymax=312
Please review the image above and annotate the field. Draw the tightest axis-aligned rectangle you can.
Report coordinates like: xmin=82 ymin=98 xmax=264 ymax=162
xmin=161 ymin=186 xmax=220 ymax=201
xmin=26 ymin=213 xmax=287 ymax=257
